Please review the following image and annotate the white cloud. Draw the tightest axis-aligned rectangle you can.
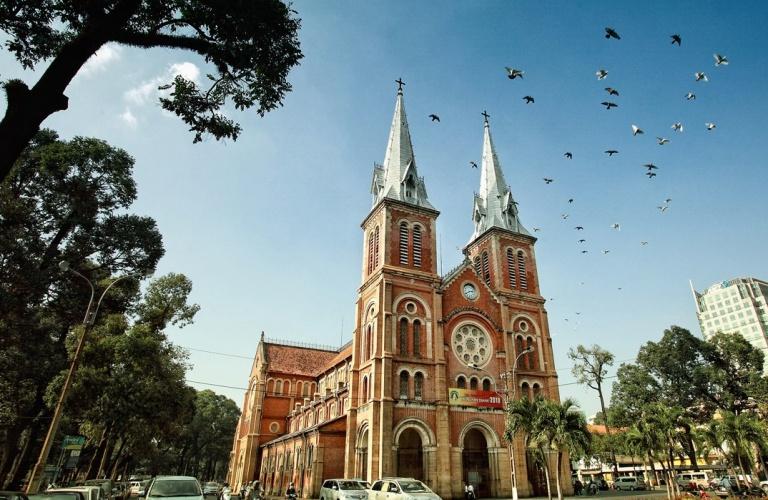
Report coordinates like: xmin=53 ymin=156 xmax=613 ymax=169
xmin=119 ymin=107 xmax=138 ymax=128
xmin=79 ymin=44 xmax=122 ymax=77
xmin=124 ymin=61 xmax=201 ymax=106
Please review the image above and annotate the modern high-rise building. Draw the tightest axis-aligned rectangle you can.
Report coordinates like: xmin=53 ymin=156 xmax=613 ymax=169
xmin=691 ymin=277 xmax=768 ymax=373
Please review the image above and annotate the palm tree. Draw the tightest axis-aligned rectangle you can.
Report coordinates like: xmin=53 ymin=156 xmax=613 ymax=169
xmin=506 ymin=396 xmax=552 ymax=500
xmin=711 ymin=411 xmax=767 ymax=489
xmin=643 ymin=404 xmax=687 ymax=500
xmin=535 ymin=398 xmax=591 ymax=500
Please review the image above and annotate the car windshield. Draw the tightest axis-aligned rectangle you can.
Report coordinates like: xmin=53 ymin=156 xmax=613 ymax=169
xmin=399 ymin=481 xmax=428 ymax=493
xmin=149 ymin=480 xmax=201 ymax=497
xmin=338 ymin=482 xmax=364 ymax=491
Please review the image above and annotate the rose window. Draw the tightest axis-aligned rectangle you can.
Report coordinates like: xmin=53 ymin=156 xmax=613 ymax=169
xmin=452 ymin=325 xmax=491 ymax=367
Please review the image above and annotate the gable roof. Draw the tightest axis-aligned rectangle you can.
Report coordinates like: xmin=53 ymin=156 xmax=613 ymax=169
xmin=264 ymin=343 xmax=340 ymax=377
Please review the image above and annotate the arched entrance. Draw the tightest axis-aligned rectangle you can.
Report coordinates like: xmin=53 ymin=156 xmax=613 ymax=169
xmin=356 ymin=426 xmax=370 ymax=481
xmin=462 ymin=429 xmax=491 ymax=498
xmin=396 ymin=428 xmax=423 ymax=480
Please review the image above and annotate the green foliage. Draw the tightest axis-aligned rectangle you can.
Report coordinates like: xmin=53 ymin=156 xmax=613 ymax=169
xmin=567 ymin=345 xmax=614 ymax=392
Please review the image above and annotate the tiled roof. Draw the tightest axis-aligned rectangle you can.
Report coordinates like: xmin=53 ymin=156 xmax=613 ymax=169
xmin=324 ymin=344 xmax=353 ymax=371
xmin=264 ymin=343 xmax=341 ymax=377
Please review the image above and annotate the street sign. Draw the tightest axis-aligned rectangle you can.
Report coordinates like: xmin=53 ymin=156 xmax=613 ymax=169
xmin=62 ymin=435 xmax=85 ymax=450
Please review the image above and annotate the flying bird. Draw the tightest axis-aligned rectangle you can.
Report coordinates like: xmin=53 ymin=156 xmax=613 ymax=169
xmin=611 ymin=223 xmax=621 ymax=230
xmin=596 ymin=69 xmax=608 ymax=80
xmin=646 ymin=172 xmax=657 ymax=178
xmin=604 ymin=27 xmax=621 ymax=39
xmin=641 ymin=241 xmax=648 ymax=246
xmin=568 ymin=198 xmax=574 ymax=204
xmin=601 ymin=101 xmax=618 ymax=110
xmin=429 ymin=114 xmax=440 ymax=122
xmin=575 ymin=226 xmax=584 ymax=231
xmin=523 ymin=95 xmax=535 ymax=104
xmin=604 ymin=87 xmax=619 ymax=96
xmin=658 ymin=205 xmax=669 ymax=213
xmin=602 ymin=250 xmax=611 ymax=254
xmin=543 ymin=178 xmax=554 ymax=184
xmin=657 ymin=137 xmax=670 ymax=145
xmin=564 ymin=152 xmax=573 ymax=159
xmin=561 ymin=214 xmax=569 ymax=220
xmin=705 ymin=122 xmax=716 ymax=130
xmin=671 ymin=34 xmax=682 ymax=46
xmin=631 ymin=124 xmax=644 ymax=136
xmin=469 ymin=161 xmax=478 ymax=169
xmin=664 ymin=198 xmax=672 ymax=203
xmin=644 ymin=163 xmax=658 ymax=170
xmin=581 ymin=250 xmax=589 ymax=254
xmin=532 ymin=227 xmax=541 ymax=232
xmin=695 ymin=72 xmax=709 ymax=82
xmin=604 ymin=150 xmax=619 ymax=156
xmin=714 ymin=53 xmax=729 ymax=66
xmin=505 ymin=67 xmax=525 ymax=79
xmin=686 ymin=92 xmax=696 ymax=100
xmin=671 ymin=122 xmax=684 ymax=133
xmin=578 ymin=239 xmax=586 ymax=243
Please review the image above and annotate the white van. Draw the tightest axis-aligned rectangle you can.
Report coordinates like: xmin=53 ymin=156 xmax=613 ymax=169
xmin=676 ymin=472 xmax=712 ymax=489
xmin=614 ymin=476 xmax=647 ymax=491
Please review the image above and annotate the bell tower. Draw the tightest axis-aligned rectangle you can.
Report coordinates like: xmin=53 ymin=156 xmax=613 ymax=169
xmin=344 ymin=81 xmax=440 ymax=483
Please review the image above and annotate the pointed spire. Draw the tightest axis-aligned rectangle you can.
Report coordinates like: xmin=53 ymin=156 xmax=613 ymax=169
xmin=470 ymin=112 xmax=529 ymax=242
xmin=370 ymin=80 xmax=433 ymax=210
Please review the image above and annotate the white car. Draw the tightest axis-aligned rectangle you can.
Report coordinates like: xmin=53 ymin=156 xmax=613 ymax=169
xmin=48 ymin=486 xmax=104 ymax=500
xmin=143 ymin=476 xmax=203 ymax=500
xmin=613 ymin=477 xmax=646 ymax=491
xmin=319 ymin=480 xmax=369 ymax=500
xmin=368 ymin=478 xmax=440 ymax=500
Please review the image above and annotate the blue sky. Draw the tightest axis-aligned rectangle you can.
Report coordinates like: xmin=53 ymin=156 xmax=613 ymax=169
xmin=2 ymin=1 xmax=767 ymax=417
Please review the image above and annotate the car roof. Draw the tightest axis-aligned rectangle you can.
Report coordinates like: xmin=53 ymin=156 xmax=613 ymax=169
xmin=151 ymin=477 xmax=199 ymax=481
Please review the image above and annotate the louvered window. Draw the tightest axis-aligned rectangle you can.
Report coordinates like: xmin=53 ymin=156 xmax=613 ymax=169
xmin=413 ymin=320 xmax=421 ymax=357
xmin=507 ymin=248 xmax=517 ymax=288
xmin=399 ymin=222 xmax=409 ymax=265
xmin=414 ymin=373 xmax=424 ymax=400
xmin=367 ymin=232 xmax=374 ymax=275
xmin=399 ymin=372 xmax=409 ymax=399
xmin=373 ymin=226 xmax=380 ymax=268
xmin=399 ymin=318 xmax=408 ymax=356
xmin=412 ymin=225 xmax=422 ymax=267
xmin=518 ymin=251 xmax=528 ymax=290
xmin=474 ymin=257 xmax=481 ymax=276
xmin=482 ymin=251 xmax=490 ymax=285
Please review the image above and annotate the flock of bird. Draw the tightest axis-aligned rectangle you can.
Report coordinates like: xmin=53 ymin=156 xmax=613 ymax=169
xmin=427 ymin=26 xmax=730 ymax=324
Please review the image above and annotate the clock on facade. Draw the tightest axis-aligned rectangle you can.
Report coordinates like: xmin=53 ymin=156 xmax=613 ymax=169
xmin=462 ymin=283 xmax=478 ymax=300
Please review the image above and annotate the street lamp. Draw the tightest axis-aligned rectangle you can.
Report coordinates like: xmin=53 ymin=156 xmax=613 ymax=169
xmin=27 ymin=262 xmax=140 ymax=493
xmin=500 ymin=345 xmax=535 ymax=500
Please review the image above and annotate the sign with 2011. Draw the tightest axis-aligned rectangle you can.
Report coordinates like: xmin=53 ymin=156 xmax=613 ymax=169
xmin=447 ymin=388 xmax=503 ymax=408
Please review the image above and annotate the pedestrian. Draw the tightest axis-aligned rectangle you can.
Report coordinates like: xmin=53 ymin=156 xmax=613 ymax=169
xmin=221 ymin=483 xmax=232 ymax=500
xmin=574 ymin=479 xmax=583 ymax=496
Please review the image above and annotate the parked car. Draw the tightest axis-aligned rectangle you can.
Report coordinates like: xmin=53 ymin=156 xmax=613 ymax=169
xmin=319 ymin=480 xmax=369 ymax=500
xmin=0 ymin=491 xmax=30 ymax=500
xmin=368 ymin=479 xmax=440 ymax=500
xmin=202 ymin=484 xmax=220 ymax=498
xmin=128 ymin=482 xmax=149 ymax=498
xmin=84 ymin=480 xmax=113 ymax=500
xmin=29 ymin=493 xmax=86 ymax=500
xmin=614 ymin=477 xmax=646 ymax=492
xmin=676 ymin=472 xmax=712 ymax=491
xmin=141 ymin=476 xmax=203 ymax=500
xmin=714 ymin=477 xmax=766 ymax=498
xmin=47 ymin=487 xmax=103 ymax=500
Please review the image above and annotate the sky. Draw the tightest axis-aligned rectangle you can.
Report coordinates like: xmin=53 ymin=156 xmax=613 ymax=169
xmin=2 ymin=1 xmax=767 ymax=418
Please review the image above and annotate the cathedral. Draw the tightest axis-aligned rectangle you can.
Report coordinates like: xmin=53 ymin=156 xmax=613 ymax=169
xmin=226 ymin=85 xmax=565 ymax=499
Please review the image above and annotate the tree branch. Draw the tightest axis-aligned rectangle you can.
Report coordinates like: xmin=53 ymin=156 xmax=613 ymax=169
xmin=111 ymin=31 xmax=215 ymax=57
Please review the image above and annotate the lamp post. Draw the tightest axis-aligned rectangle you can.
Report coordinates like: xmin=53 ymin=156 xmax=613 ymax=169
xmin=27 ymin=262 xmax=139 ymax=493
xmin=500 ymin=346 xmax=535 ymax=500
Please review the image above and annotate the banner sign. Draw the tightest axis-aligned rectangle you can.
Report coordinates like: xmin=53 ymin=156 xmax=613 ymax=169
xmin=62 ymin=435 xmax=86 ymax=450
xmin=447 ymin=388 xmax=503 ymax=408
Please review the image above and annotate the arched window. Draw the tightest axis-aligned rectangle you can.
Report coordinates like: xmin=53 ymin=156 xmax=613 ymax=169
xmin=302 ymin=382 xmax=309 ymax=397
xmin=474 ymin=256 xmax=481 ymax=276
xmin=284 ymin=380 xmax=291 ymax=395
xmin=470 ymin=377 xmax=479 ymax=390
xmin=413 ymin=225 xmax=422 ymax=267
xmin=526 ymin=337 xmax=536 ymax=370
xmin=366 ymin=325 xmax=372 ymax=360
xmin=532 ymin=383 xmax=541 ymax=397
xmin=374 ymin=226 xmax=380 ymax=268
xmin=330 ymin=403 xmax=336 ymax=418
xmin=518 ymin=251 xmax=528 ymax=290
xmin=399 ymin=372 xmax=409 ymax=399
xmin=399 ymin=222 xmax=409 ymax=265
xmin=515 ymin=336 xmax=525 ymax=367
xmin=520 ymin=382 xmax=530 ymax=400
xmin=507 ymin=248 xmax=517 ymax=288
xmin=367 ymin=231 xmax=374 ymax=275
xmin=413 ymin=320 xmax=421 ymax=357
xmin=399 ymin=318 xmax=409 ymax=356
xmin=482 ymin=251 xmax=490 ymax=285
xmin=457 ymin=376 xmax=467 ymax=389
xmin=275 ymin=380 xmax=283 ymax=394
xmin=362 ymin=376 xmax=368 ymax=402
xmin=482 ymin=379 xmax=491 ymax=391
xmin=306 ymin=445 xmax=313 ymax=470
xmin=414 ymin=372 xmax=424 ymax=400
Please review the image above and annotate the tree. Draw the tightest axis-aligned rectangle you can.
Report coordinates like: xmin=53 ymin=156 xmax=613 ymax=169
xmin=0 ymin=0 xmax=304 ymax=182
xmin=506 ymin=396 xmax=552 ymax=500
xmin=0 ymin=130 xmax=163 ymax=487
xmin=567 ymin=344 xmax=618 ymax=477
xmin=710 ymin=411 xmax=767 ymax=488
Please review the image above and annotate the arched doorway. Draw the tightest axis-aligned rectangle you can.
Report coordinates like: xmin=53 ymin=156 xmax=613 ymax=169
xmin=397 ymin=428 xmax=423 ymax=480
xmin=357 ymin=427 xmax=369 ymax=480
xmin=463 ymin=429 xmax=490 ymax=498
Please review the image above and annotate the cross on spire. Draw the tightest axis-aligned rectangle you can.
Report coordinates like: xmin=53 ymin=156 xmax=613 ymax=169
xmin=395 ymin=78 xmax=405 ymax=94
xmin=481 ymin=110 xmax=490 ymax=124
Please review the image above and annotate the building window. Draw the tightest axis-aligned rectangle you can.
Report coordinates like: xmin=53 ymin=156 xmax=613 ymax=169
xmin=481 ymin=251 xmax=490 ymax=285
xmin=532 ymin=383 xmax=541 ymax=397
xmin=400 ymin=318 xmax=409 ymax=356
xmin=413 ymin=225 xmax=422 ymax=267
xmin=399 ymin=222 xmax=409 ymax=265
xmin=367 ymin=231 xmax=374 ymax=275
xmin=521 ymin=382 xmax=530 ymax=400
xmin=400 ymin=372 xmax=409 ymax=399
xmin=276 ymin=380 xmax=283 ymax=394
xmin=366 ymin=325 xmax=373 ymax=360
xmin=470 ymin=377 xmax=478 ymax=390
xmin=457 ymin=376 xmax=466 ymax=389
xmin=414 ymin=372 xmax=424 ymax=400
xmin=518 ymin=251 xmax=528 ymax=290
xmin=507 ymin=248 xmax=517 ymax=288
xmin=474 ymin=256 xmax=481 ymax=277
xmin=526 ymin=337 xmax=536 ymax=370
xmin=413 ymin=320 xmax=421 ymax=357
xmin=362 ymin=376 xmax=368 ymax=402
xmin=482 ymin=379 xmax=491 ymax=391
xmin=374 ymin=226 xmax=380 ymax=268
